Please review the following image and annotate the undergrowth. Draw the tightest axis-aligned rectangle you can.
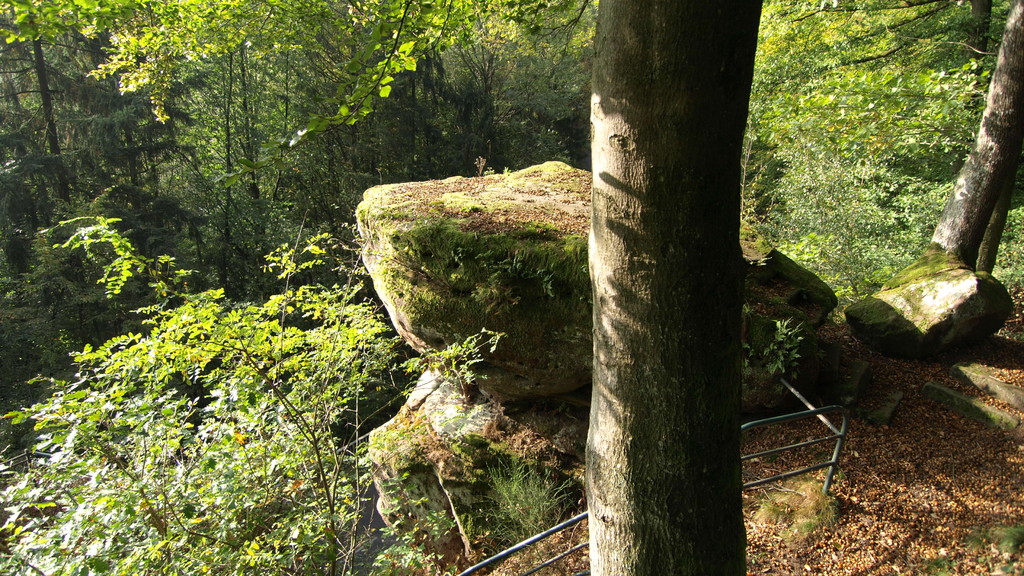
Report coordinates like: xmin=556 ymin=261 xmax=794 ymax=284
xmin=486 ymin=460 xmax=573 ymax=546
xmin=752 ymin=477 xmax=838 ymax=545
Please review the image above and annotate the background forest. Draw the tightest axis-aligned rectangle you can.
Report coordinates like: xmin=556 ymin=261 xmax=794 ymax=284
xmin=0 ymin=0 xmax=1021 ymax=574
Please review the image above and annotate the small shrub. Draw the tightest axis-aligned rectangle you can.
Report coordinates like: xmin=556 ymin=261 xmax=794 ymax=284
xmin=920 ymin=556 xmax=956 ymax=575
xmin=966 ymin=525 xmax=1024 ymax=575
xmin=744 ymin=313 xmax=805 ymax=378
xmin=486 ymin=460 xmax=572 ymax=545
xmin=994 ymin=526 xmax=1024 ymax=554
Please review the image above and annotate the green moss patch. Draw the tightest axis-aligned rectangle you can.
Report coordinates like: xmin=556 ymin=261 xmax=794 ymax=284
xmin=883 ymin=247 xmax=967 ymax=290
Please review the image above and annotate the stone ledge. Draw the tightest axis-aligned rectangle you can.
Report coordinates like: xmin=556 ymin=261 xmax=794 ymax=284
xmin=950 ymin=362 xmax=1024 ymax=411
xmin=921 ymin=381 xmax=1020 ymax=430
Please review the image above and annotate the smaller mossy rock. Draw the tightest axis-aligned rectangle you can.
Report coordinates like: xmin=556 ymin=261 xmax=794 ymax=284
xmin=817 ymin=342 xmax=842 ymax=394
xmin=358 ymin=162 xmax=592 ymax=399
xmin=369 ymin=370 xmax=586 ymax=555
xmin=369 ymin=377 xmax=472 ymax=561
xmin=862 ymin=390 xmax=903 ymax=427
xmin=951 ymin=362 xmax=1024 ymax=411
xmin=740 ymin=226 xmax=838 ymax=412
xmin=921 ymin=381 xmax=1020 ymax=430
xmin=820 ymin=359 xmax=873 ymax=408
xmin=845 ymin=252 xmax=1013 ymax=358
xmin=743 ymin=239 xmax=839 ymax=329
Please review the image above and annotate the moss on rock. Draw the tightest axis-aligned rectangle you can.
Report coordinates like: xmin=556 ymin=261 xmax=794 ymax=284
xmin=846 ymin=257 xmax=1013 ymax=358
xmin=359 ymin=162 xmax=838 ymax=408
xmin=359 ymin=163 xmax=592 ymax=398
xmin=883 ymin=247 xmax=967 ymax=291
xmin=370 ymin=372 xmax=586 ymax=552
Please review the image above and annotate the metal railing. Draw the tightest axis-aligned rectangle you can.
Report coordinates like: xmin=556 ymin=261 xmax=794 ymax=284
xmin=456 ymin=512 xmax=589 ymax=576
xmin=741 ymin=405 xmax=848 ymax=494
xmin=0 ymin=450 xmax=50 ymax=478
xmin=739 ymin=377 xmax=848 ymax=495
xmin=457 ymin=378 xmax=849 ymax=576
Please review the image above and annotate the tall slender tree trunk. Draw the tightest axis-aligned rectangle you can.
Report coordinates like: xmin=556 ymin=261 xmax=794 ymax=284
xmin=220 ymin=51 xmax=234 ymax=290
xmin=969 ymin=0 xmax=1011 ymax=270
xmin=31 ymin=38 xmax=71 ymax=203
xmin=587 ymin=1 xmax=762 ymax=574
xmin=976 ymin=154 xmax=1019 ymax=272
xmin=931 ymin=0 xmax=1024 ymax=267
xmin=237 ymin=44 xmax=261 ymax=201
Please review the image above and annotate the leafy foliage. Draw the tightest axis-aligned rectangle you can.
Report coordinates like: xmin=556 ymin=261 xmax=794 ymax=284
xmin=746 ymin=0 xmax=1024 ymax=299
xmin=744 ymin=315 xmax=805 ymax=378
xmin=405 ymin=329 xmax=502 ymax=398
xmin=0 ymin=227 xmax=418 ymax=575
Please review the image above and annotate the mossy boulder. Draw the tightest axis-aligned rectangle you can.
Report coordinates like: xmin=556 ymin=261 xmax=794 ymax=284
xmin=358 ymin=163 xmax=838 ymax=409
xmin=369 ymin=370 xmax=586 ymax=557
xmin=740 ymin=229 xmax=839 ymax=412
xmin=845 ymin=250 xmax=1012 ymax=358
xmin=358 ymin=162 xmax=591 ymax=400
xmin=364 ymin=164 xmax=843 ymax=558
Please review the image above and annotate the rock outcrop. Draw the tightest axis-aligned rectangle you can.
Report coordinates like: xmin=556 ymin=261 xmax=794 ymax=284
xmin=359 ymin=162 xmax=841 ymax=553
xmin=358 ymin=162 xmax=839 ymax=409
xmin=741 ymin=236 xmax=838 ymax=412
xmin=369 ymin=370 xmax=586 ymax=558
xmin=358 ymin=162 xmax=592 ymax=400
xmin=845 ymin=250 xmax=1012 ymax=358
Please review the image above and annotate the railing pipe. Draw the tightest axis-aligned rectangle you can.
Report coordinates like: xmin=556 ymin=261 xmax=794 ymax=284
xmin=741 ymin=434 xmax=842 ymax=462
xmin=823 ymin=407 xmax=849 ymax=493
xmin=520 ymin=541 xmax=589 ymax=576
xmin=741 ymin=405 xmax=848 ymax=495
xmin=779 ymin=377 xmax=842 ymax=435
xmin=455 ymin=511 xmax=588 ymax=576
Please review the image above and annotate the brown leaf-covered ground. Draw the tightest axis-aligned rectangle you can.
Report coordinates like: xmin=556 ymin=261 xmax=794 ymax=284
xmin=475 ymin=290 xmax=1024 ymax=576
xmin=744 ymin=320 xmax=1024 ymax=576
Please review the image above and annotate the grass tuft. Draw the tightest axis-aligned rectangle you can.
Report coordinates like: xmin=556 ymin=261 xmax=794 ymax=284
xmin=752 ymin=477 xmax=838 ymax=545
xmin=486 ymin=460 xmax=572 ymax=545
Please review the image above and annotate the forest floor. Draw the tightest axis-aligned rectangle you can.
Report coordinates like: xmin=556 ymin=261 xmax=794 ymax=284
xmin=475 ymin=288 xmax=1024 ymax=576
xmin=744 ymin=306 xmax=1024 ymax=576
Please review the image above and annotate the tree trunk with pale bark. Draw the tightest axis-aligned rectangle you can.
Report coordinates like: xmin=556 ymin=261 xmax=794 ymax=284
xmin=931 ymin=0 xmax=1024 ymax=268
xmin=586 ymin=1 xmax=762 ymax=574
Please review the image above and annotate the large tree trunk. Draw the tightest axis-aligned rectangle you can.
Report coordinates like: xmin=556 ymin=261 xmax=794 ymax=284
xmin=587 ymin=1 xmax=762 ymax=574
xmin=931 ymin=0 xmax=1024 ymax=267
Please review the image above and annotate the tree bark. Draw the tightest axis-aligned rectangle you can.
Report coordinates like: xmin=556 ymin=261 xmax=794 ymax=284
xmin=587 ymin=1 xmax=762 ymax=575
xmin=976 ymin=154 xmax=1019 ymax=272
xmin=931 ymin=0 xmax=1024 ymax=267
xmin=970 ymin=0 xmax=993 ymax=54
xmin=31 ymin=38 xmax=71 ymax=203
